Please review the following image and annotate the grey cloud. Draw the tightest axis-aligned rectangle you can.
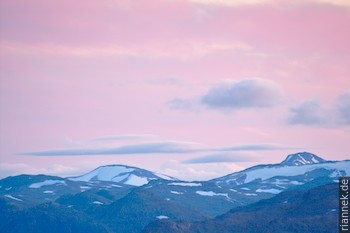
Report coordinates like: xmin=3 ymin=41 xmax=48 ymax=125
xmin=93 ymin=134 xmax=157 ymax=141
xmin=335 ymin=92 xmax=350 ymax=125
xmin=288 ymin=91 xmax=350 ymax=127
xmin=201 ymin=78 xmax=282 ymax=109
xmin=24 ymin=141 xmax=200 ymax=156
xmin=182 ymin=153 xmax=256 ymax=164
xmin=23 ymin=142 xmax=295 ymax=156
xmin=216 ymin=143 xmax=298 ymax=151
xmin=288 ymin=100 xmax=328 ymax=126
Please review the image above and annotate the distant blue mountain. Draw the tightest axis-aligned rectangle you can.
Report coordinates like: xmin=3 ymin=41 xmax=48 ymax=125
xmin=143 ymin=183 xmax=338 ymax=233
xmin=0 ymin=152 xmax=348 ymax=233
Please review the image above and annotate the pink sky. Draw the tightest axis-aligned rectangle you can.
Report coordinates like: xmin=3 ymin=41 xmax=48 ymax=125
xmin=0 ymin=0 xmax=349 ymax=180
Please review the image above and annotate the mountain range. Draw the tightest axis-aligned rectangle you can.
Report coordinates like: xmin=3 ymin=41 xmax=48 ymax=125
xmin=0 ymin=152 xmax=348 ymax=233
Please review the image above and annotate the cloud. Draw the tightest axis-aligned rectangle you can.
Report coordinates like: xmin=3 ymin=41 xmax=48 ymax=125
xmin=215 ymin=143 xmax=297 ymax=151
xmin=159 ymin=160 xmax=245 ymax=181
xmin=166 ymin=98 xmax=195 ymax=110
xmin=23 ymin=141 xmax=294 ymax=156
xmin=24 ymin=141 xmax=202 ymax=156
xmin=166 ymin=98 xmax=201 ymax=112
xmin=0 ymin=163 xmax=79 ymax=179
xmin=166 ymin=78 xmax=282 ymax=112
xmin=190 ymin=0 xmax=271 ymax=6
xmin=0 ymin=40 xmax=251 ymax=60
xmin=317 ymin=0 xmax=350 ymax=7
xmin=335 ymin=92 xmax=350 ymax=125
xmin=288 ymin=91 xmax=350 ymax=127
xmin=93 ymin=134 xmax=158 ymax=141
xmin=201 ymin=79 xmax=282 ymax=109
xmin=182 ymin=152 xmax=257 ymax=164
xmin=288 ymin=100 xmax=329 ymax=126
xmin=190 ymin=0 xmax=350 ymax=7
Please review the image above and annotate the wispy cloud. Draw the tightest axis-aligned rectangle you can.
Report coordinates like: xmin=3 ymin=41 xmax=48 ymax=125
xmin=288 ymin=91 xmax=350 ymax=127
xmin=190 ymin=0 xmax=272 ymax=7
xmin=182 ymin=152 xmax=257 ymax=164
xmin=0 ymin=163 xmax=80 ymax=179
xmin=159 ymin=160 xmax=245 ymax=181
xmin=190 ymin=0 xmax=350 ymax=7
xmin=23 ymin=141 xmax=202 ymax=156
xmin=215 ymin=143 xmax=297 ymax=151
xmin=166 ymin=98 xmax=198 ymax=111
xmin=23 ymin=142 xmax=295 ymax=156
xmin=93 ymin=134 xmax=158 ymax=141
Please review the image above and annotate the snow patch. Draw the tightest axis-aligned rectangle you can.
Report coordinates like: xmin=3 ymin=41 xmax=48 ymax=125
xmin=170 ymin=191 xmax=183 ymax=195
xmin=256 ymin=188 xmax=282 ymax=194
xmin=329 ymin=170 xmax=341 ymax=178
xmin=196 ymin=191 xmax=229 ymax=198
xmin=311 ymin=157 xmax=319 ymax=163
xmin=285 ymin=155 xmax=293 ymax=162
xmin=69 ymin=166 xmax=134 ymax=182
xmin=290 ymin=181 xmax=303 ymax=185
xmin=268 ymin=179 xmax=303 ymax=186
xmin=4 ymin=194 xmax=23 ymax=202
xmin=124 ymin=175 xmax=149 ymax=186
xmin=43 ymin=191 xmax=54 ymax=194
xmin=297 ymin=154 xmax=309 ymax=164
xmin=29 ymin=180 xmax=66 ymax=188
xmin=244 ymin=193 xmax=257 ymax=196
xmin=168 ymin=182 xmax=202 ymax=187
xmin=225 ymin=161 xmax=350 ymax=185
xmin=92 ymin=201 xmax=104 ymax=205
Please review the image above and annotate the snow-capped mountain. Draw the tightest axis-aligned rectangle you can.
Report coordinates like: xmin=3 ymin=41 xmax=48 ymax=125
xmin=280 ymin=152 xmax=326 ymax=166
xmin=1 ymin=151 xmax=348 ymax=233
xmin=69 ymin=164 xmax=176 ymax=186
xmin=212 ymin=152 xmax=349 ymax=190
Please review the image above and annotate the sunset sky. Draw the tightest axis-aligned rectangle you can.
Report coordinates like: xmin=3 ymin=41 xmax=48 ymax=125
xmin=0 ymin=0 xmax=349 ymax=180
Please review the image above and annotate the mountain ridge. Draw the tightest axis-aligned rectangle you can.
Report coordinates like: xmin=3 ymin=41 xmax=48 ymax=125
xmin=67 ymin=152 xmax=344 ymax=185
xmin=280 ymin=152 xmax=327 ymax=166
xmin=142 ymin=183 xmax=338 ymax=233
xmin=69 ymin=164 xmax=177 ymax=186
xmin=1 ymin=151 xmax=349 ymax=233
